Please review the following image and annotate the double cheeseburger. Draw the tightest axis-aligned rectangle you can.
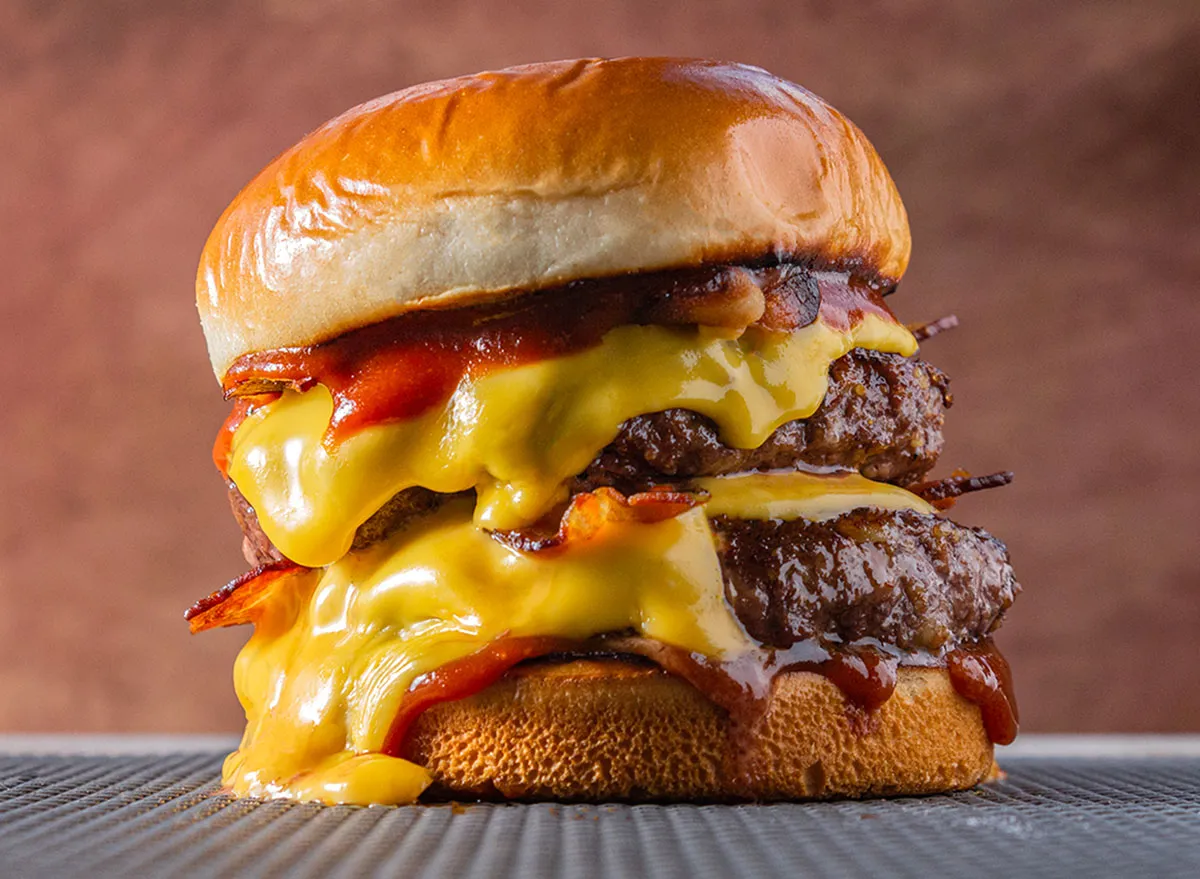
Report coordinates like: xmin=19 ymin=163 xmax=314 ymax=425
xmin=188 ymin=57 xmax=1020 ymax=805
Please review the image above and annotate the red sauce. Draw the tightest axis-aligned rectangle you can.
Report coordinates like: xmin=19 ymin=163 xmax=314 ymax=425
xmin=217 ymin=263 xmax=899 ymax=457
xmin=212 ymin=393 xmax=280 ymax=474
xmin=380 ymin=635 xmax=576 ymax=757
xmin=376 ymin=635 xmax=1016 ymax=757
xmin=946 ymin=639 xmax=1020 ymax=745
xmin=783 ymin=647 xmax=899 ymax=714
xmin=613 ymin=638 xmax=900 ymax=719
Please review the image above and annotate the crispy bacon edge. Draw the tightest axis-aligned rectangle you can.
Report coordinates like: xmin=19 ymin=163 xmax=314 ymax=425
xmin=489 ymin=486 xmax=706 ymax=553
xmin=911 ymin=470 xmax=1015 ymax=510
xmin=184 ymin=561 xmax=312 ymax=634
xmin=909 ymin=314 xmax=960 ymax=342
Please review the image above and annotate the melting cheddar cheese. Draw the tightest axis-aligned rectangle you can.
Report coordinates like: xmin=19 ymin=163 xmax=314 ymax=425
xmin=695 ymin=471 xmax=934 ymax=520
xmin=225 ymin=500 xmax=743 ymax=803
xmin=228 ymin=315 xmax=917 ymax=567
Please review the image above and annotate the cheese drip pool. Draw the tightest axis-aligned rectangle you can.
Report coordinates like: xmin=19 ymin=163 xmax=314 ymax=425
xmin=189 ymin=58 xmax=1022 ymax=805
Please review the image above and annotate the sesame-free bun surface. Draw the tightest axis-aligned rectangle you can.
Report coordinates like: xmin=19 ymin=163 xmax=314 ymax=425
xmin=197 ymin=57 xmax=911 ymax=379
xmin=403 ymin=661 xmax=993 ymax=801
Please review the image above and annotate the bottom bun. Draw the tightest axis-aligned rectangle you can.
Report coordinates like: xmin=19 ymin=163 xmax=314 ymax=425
xmin=403 ymin=660 xmax=995 ymax=801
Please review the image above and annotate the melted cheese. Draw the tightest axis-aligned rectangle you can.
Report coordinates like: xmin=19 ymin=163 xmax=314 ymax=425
xmin=697 ymin=471 xmax=934 ymax=519
xmin=224 ymin=500 xmax=746 ymax=804
xmin=223 ymin=472 xmax=931 ymax=805
xmin=228 ymin=315 xmax=917 ymax=567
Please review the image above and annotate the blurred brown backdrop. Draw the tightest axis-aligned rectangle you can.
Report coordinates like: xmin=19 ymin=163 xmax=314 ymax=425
xmin=2 ymin=0 xmax=1198 ymax=734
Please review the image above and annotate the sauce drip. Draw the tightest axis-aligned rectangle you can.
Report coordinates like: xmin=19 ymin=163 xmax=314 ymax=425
xmin=381 ymin=636 xmax=575 ymax=757
xmin=600 ymin=637 xmax=900 ymax=719
xmin=783 ymin=648 xmax=900 ymax=714
xmin=216 ymin=263 xmax=899 ymax=458
xmin=377 ymin=634 xmax=1021 ymax=764
xmin=212 ymin=393 xmax=280 ymax=473
xmin=946 ymin=639 xmax=1019 ymax=745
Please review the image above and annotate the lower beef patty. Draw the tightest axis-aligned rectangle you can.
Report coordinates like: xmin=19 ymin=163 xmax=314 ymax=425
xmin=714 ymin=508 xmax=1017 ymax=654
xmin=228 ymin=504 xmax=1015 ymax=659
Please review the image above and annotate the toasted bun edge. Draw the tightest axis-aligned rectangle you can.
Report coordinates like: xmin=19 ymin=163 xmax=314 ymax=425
xmin=404 ymin=661 xmax=994 ymax=801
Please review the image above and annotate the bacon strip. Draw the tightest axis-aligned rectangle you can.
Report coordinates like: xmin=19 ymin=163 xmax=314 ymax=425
xmin=911 ymin=470 xmax=1014 ymax=510
xmin=489 ymin=486 xmax=704 ymax=554
xmin=184 ymin=561 xmax=312 ymax=634
xmin=909 ymin=314 xmax=960 ymax=342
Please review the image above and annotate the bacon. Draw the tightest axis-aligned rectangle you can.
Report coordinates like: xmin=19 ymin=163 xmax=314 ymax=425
xmin=634 ymin=266 xmax=766 ymax=330
xmin=489 ymin=486 xmax=704 ymax=553
xmin=911 ymin=470 xmax=1014 ymax=510
xmin=909 ymin=314 xmax=960 ymax=342
xmin=184 ymin=561 xmax=312 ymax=634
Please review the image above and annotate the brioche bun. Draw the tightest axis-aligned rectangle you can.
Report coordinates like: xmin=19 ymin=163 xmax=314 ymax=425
xmin=403 ymin=661 xmax=993 ymax=801
xmin=196 ymin=57 xmax=910 ymax=380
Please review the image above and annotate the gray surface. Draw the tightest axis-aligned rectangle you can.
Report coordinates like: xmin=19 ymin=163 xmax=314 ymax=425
xmin=6 ymin=732 xmax=1200 ymax=757
xmin=0 ymin=753 xmax=1198 ymax=878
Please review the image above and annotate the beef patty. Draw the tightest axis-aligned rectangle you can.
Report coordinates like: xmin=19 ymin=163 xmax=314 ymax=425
xmin=713 ymin=508 xmax=1017 ymax=654
xmin=229 ymin=347 xmax=950 ymax=567
xmin=231 ymin=345 xmax=945 ymax=566
xmin=575 ymin=348 xmax=948 ymax=493
xmin=231 ymin=490 xmax=1014 ymax=655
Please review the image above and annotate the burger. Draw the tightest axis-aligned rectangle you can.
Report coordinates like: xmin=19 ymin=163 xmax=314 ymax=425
xmin=187 ymin=57 xmax=1020 ymax=805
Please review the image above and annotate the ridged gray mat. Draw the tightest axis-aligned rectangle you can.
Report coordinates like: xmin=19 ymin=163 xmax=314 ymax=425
xmin=0 ymin=754 xmax=1197 ymax=878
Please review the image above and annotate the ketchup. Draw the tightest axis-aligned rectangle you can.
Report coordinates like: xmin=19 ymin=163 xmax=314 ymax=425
xmin=212 ymin=394 xmax=279 ymax=474
xmin=784 ymin=648 xmax=899 ymax=714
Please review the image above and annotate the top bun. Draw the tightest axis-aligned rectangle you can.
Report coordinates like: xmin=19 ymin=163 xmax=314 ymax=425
xmin=197 ymin=57 xmax=911 ymax=380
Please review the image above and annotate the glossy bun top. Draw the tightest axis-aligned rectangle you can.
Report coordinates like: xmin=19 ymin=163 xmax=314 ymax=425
xmin=197 ymin=57 xmax=910 ymax=379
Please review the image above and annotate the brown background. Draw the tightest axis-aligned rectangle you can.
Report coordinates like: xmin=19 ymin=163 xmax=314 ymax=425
xmin=2 ymin=1 xmax=1198 ymax=734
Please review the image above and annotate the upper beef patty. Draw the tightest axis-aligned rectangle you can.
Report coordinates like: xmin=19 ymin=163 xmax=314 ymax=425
xmin=575 ymin=348 xmax=949 ymax=493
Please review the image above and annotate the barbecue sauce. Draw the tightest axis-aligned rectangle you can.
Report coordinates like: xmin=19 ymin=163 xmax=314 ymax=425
xmin=379 ymin=634 xmax=1014 ymax=763
xmin=381 ymin=636 xmax=576 ymax=757
xmin=946 ymin=640 xmax=1019 ymax=745
xmin=212 ymin=394 xmax=280 ymax=473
